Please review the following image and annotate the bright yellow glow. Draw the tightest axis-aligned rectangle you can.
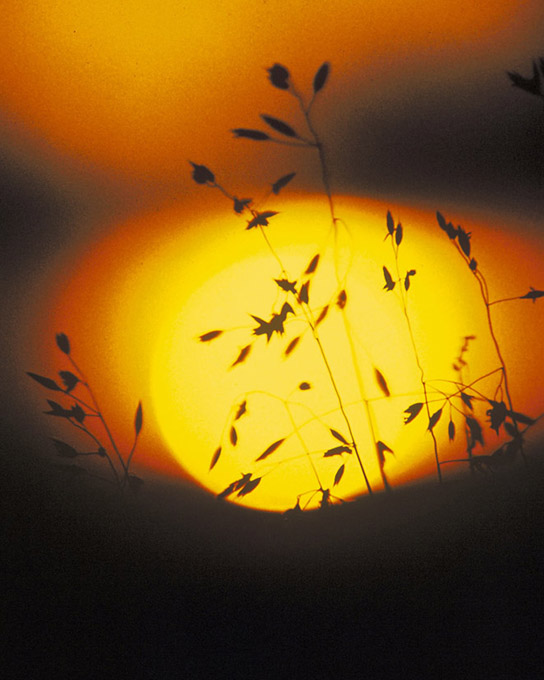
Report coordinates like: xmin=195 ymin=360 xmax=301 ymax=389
xmin=1 ymin=0 xmax=538 ymax=177
xmin=43 ymin=196 xmax=544 ymax=511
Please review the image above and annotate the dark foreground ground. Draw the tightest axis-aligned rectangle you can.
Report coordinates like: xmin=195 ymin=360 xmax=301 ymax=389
xmin=3 ymin=443 xmax=544 ymax=680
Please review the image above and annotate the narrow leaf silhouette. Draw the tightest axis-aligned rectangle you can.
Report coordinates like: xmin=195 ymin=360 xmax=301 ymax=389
xmin=255 ymin=438 xmax=286 ymax=461
xmin=299 ymin=281 xmax=310 ymax=304
xmin=507 ymin=61 xmax=541 ymax=96
xmin=189 ymin=162 xmax=215 ymax=184
xmin=507 ymin=410 xmax=535 ymax=425
xmin=51 ymin=438 xmax=78 ymax=458
xmin=374 ymin=368 xmax=390 ymax=397
xmin=43 ymin=400 xmax=71 ymax=418
xmin=230 ymin=426 xmax=238 ymax=446
xmin=199 ymin=330 xmax=223 ymax=342
xmin=210 ymin=446 xmax=222 ymax=470
xmin=330 ymin=428 xmax=349 ymax=445
xmin=386 ymin=211 xmax=395 ymax=236
xmin=232 ymin=128 xmax=270 ymax=141
xmin=457 ymin=227 xmax=471 ymax=257
xmin=460 ymin=393 xmax=474 ymax=410
xmin=298 ymin=381 xmax=311 ymax=390
xmin=315 ymin=305 xmax=329 ymax=326
xmin=469 ymin=258 xmax=478 ymax=271
xmin=231 ymin=344 xmax=252 ymax=367
xmin=324 ymin=445 xmax=351 ymax=457
xmin=27 ymin=372 xmax=61 ymax=391
xmin=466 ymin=416 xmax=483 ymax=446
xmin=436 ymin=211 xmax=457 ymax=239
xmin=305 ymin=254 xmax=320 ymax=274
xmin=261 ymin=115 xmax=298 ymax=138
xmin=383 ymin=266 xmax=396 ymax=291
xmin=267 ymin=63 xmax=290 ymax=89
xmin=134 ymin=402 xmax=143 ymax=435
xmin=313 ymin=62 xmax=330 ymax=93
xmin=272 ymin=172 xmax=296 ymax=195
xmin=337 ymin=289 xmax=347 ymax=309
xmin=377 ymin=441 xmax=394 ymax=467
xmin=333 ymin=463 xmax=345 ymax=486
xmin=448 ymin=420 xmax=455 ymax=441
xmin=237 ymin=477 xmax=261 ymax=497
xmin=404 ymin=402 xmax=423 ymax=424
xmin=520 ymin=287 xmax=544 ymax=303
xmin=56 ymin=333 xmax=71 ymax=355
xmin=234 ymin=400 xmax=247 ymax=420
xmin=428 ymin=408 xmax=443 ymax=430
xmin=395 ymin=223 xmax=403 ymax=246
xmin=285 ymin=336 xmax=301 ymax=357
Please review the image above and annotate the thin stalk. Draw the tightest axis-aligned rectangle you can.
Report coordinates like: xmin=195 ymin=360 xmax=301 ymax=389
xmin=390 ymin=238 xmax=442 ymax=483
xmin=67 ymin=355 xmax=128 ymax=479
xmin=68 ymin=418 xmax=121 ymax=486
xmin=470 ymin=261 xmax=526 ymax=463
xmin=299 ymin=96 xmax=385 ymax=491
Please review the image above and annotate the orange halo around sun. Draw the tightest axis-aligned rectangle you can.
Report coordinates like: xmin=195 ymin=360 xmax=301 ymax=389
xmin=41 ymin=195 xmax=544 ymax=511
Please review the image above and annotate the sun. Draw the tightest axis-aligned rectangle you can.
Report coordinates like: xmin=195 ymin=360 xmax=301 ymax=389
xmin=42 ymin=194 xmax=543 ymax=512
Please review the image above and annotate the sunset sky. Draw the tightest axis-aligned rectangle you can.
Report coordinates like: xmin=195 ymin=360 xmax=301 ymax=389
xmin=1 ymin=0 xmax=543 ymax=507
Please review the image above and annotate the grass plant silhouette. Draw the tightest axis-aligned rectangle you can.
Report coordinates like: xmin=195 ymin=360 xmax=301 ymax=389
xmin=191 ymin=61 xmax=543 ymax=512
xmin=27 ymin=333 xmax=144 ymax=491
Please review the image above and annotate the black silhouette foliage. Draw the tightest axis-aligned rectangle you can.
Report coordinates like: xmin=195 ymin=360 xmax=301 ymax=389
xmin=520 ymin=287 xmax=544 ymax=302
xmin=334 ymin=463 xmax=345 ymax=486
xmin=436 ymin=211 xmax=457 ymax=240
xmin=56 ymin=333 xmax=71 ymax=355
xmin=374 ymin=368 xmax=390 ymax=397
xmin=134 ymin=402 xmax=143 ymax=436
xmin=383 ymin=266 xmax=396 ymax=291
xmin=246 ymin=210 xmax=279 ymax=229
xmin=298 ymin=281 xmax=310 ymax=304
xmin=59 ymin=370 xmax=79 ymax=391
xmin=272 ymin=172 xmax=296 ymax=195
xmin=27 ymin=372 xmax=61 ymax=391
xmin=507 ymin=60 xmax=542 ymax=96
xmin=255 ymin=438 xmax=286 ymax=461
xmin=190 ymin=162 xmax=215 ymax=184
xmin=313 ymin=62 xmax=330 ymax=93
xmin=199 ymin=330 xmax=223 ymax=342
xmin=330 ymin=428 xmax=349 ymax=445
xmin=251 ymin=303 xmax=294 ymax=341
xmin=284 ymin=336 xmax=301 ymax=356
xmin=233 ymin=197 xmax=252 ymax=214
xmin=231 ymin=344 xmax=251 ymax=367
xmin=275 ymin=278 xmax=298 ymax=294
xmin=404 ymin=402 xmax=424 ymax=424
xmin=232 ymin=128 xmax=271 ymax=141
xmin=305 ymin=254 xmax=320 ymax=274
xmin=235 ymin=400 xmax=247 ymax=420
xmin=324 ymin=445 xmax=351 ymax=457
xmin=261 ymin=115 xmax=298 ymax=138
xmin=267 ymin=63 xmax=290 ymax=89
xmin=52 ymin=438 xmax=78 ymax=458
xmin=336 ymin=290 xmax=347 ymax=309
xmin=428 ymin=408 xmax=443 ymax=431
xmin=210 ymin=446 xmax=222 ymax=470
